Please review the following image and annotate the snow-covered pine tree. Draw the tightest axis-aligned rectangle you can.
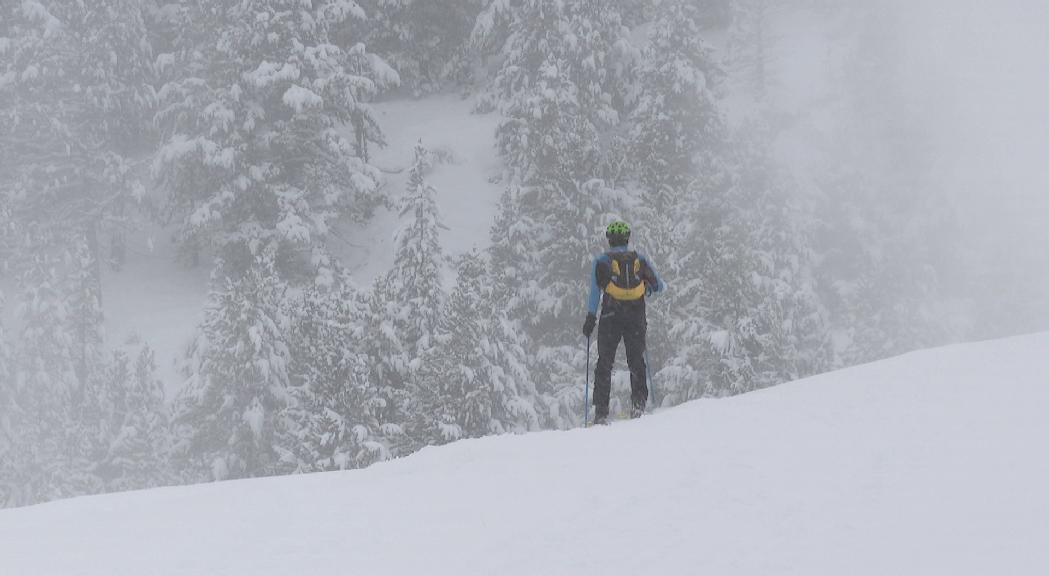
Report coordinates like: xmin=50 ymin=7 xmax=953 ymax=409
xmin=478 ymin=188 xmax=545 ymax=433
xmin=67 ymin=234 xmax=106 ymax=390
xmin=153 ymin=0 xmax=395 ymax=282
xmin=478 ymin=312 xmax=544 ymax=434
xmin=351 ymin=143 xmax=444 ymax=453
xmin=353 ymin=0 xmax=483 ymax=93
xmin=662 ymin=126 xmax=829 ymax=401
xmin=0 ymin=288 xmax=10 ymax=412
xmin=727 ymin=0 xmax=775 ymax=104
xmin=663 ymin=177 xmax=757 ymax=400
xmin=10 ymin=249 xmax=102 ymax=504
xmin=627 ymin=0 xmax=728 ymax=406
xmin=482 ymin=181 xmax=584 ymax=428
xmin=0 ymin=293 xmax=7 ymax=375
xmin=173 ymin=255 xmax=297 ymax=482
xmin=75 ymin=348 xmax=133 ymax=494
xmin=89 ymin=343 xmax=172 ymax=493
xmin=472 ymin=0 xmax=640 ymax=427
xmin=410 ymin=252 xmax=487 ymax=444
xmin=815 ymin=181 xmax=953 ymax=366
xmin=630 ymin=0 xmax=724 ymax=196
xmin=0 ymin=1 xmax=159 ymax=504
xmin=0 ymin=179 xmax=11 ymax=264
xmin=472 ymin=0 xmax=637 ymax=117
xmin=0 ymin=175 xmax=14 ymax=468
xmin=387 ymin=141 xmax=446 ymax=354
xmin=0 ymin=0 xmax=155 ymax=274
xmin=412 ymin=247 xmax=552 ymax=443
xmin=474 ymin=0 xmax=638 ymax=183
xmin=359 ymin=278 xmax=414 ymax=456
xmin=0 ymin=289 xmax=15 ymax=506
xmin=287 ymin=283 xmax=394 ymax=471
xmin=731 ymin=129 xmax=829 ymax=383
xmin=371 ymin=141 xmax=449 ymax=449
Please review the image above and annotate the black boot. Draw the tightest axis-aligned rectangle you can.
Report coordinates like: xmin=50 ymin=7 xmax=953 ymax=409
xmin=630 ymin=404 xmax=644 ymax=419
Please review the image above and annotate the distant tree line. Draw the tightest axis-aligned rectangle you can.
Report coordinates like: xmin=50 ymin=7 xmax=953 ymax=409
xmin=0 ymin=0 xmax=958 ymax=506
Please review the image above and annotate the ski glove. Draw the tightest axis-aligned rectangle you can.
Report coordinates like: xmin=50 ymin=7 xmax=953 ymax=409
xmin=644 ymin=279 xmax=660 ymax=297
xmin=583 ymin=313 xmax=597 ymax=338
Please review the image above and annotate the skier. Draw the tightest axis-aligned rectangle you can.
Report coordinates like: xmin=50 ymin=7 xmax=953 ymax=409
xmin=582 ymin=220 xmax=665 ymax=425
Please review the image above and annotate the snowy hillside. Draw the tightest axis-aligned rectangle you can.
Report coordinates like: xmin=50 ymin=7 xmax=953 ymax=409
xmin=80 ymin=94 xmax=500 ymax=397
xmin=2 ymin=333 xmax=1047 ymax=576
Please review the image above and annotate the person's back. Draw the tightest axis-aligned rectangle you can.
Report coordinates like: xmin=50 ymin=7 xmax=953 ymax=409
xmin=583 ymin=220 xmax=665 ymax=424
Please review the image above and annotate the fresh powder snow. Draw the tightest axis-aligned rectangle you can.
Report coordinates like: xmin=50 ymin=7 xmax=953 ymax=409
xmin=1 ymin=333 xmax=1046 ymax=575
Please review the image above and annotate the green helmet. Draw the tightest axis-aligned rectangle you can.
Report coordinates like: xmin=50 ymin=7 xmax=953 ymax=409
xmin=605 ymin=220 xmax=631 ymax=246
xmin=606 ymin=220 xmax=631 ymax=236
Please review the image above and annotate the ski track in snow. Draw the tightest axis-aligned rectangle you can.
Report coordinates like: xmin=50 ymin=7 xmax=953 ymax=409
xmin=2 ymin=333 xmax=1048 ymax=575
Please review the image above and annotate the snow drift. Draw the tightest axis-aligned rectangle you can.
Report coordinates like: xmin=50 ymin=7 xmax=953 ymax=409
xmin=2 ymin=333 xmax=1047 ymax=575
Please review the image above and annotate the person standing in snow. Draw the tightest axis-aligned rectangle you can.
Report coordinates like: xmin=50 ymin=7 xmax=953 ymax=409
xmin=582 ymin=220 xmax=665 ymax=424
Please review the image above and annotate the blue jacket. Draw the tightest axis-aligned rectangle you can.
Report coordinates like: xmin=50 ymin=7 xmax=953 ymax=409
xmin=587 ymin=246 xmax=665 ymax=315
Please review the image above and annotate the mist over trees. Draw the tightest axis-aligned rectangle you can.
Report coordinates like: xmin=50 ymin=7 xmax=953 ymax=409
xmin=0 ymin=0 xmax=1044 ymax=507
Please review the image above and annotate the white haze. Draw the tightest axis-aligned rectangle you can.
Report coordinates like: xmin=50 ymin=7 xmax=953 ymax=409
xmin=2 ymin=0 xmax=1048 ymax=510
xmin=898 ymin=0 xmax=1049 ymax=336
xmin=746 ymin=0 xmax=1049 ymax=340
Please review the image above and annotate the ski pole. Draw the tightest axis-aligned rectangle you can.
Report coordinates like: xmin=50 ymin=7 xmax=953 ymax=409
xmin=644 ymin=350 xmax=654 ymax=410
xmin=584 ymin=336 xmax=591 ymax=428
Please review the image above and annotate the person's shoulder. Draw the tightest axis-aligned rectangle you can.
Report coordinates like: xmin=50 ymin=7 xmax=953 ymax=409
xmin=595 ymin=252 xmax=611 ymax=263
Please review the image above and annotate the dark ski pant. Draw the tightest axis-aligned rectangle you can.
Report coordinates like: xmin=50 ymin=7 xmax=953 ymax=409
xmin=593 ymin=303 xmax=648 ymax=419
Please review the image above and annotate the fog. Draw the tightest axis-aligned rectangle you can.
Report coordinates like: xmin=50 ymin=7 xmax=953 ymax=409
xmin=2 ymin=0 xmax=1048 ymax=508
xmin=777 ymin=0 xmax=1049 ymax=338
xmin=896 ymin=0 xmax=1049 ymax=336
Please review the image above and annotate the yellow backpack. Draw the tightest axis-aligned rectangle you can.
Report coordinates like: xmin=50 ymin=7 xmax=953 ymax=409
xmin=605 ymin=251 xmax=645 ymax=301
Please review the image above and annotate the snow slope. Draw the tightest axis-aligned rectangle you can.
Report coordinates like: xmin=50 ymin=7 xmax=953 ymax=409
xmin=2 ymin=333 xmax=1048 ymax=575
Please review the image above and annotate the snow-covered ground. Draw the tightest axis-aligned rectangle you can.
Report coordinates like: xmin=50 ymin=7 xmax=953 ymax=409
xmin=3 ymin=332 xmax=1047 ymax=575
xmin=99 ymin=229 xmax=211 ymax=397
